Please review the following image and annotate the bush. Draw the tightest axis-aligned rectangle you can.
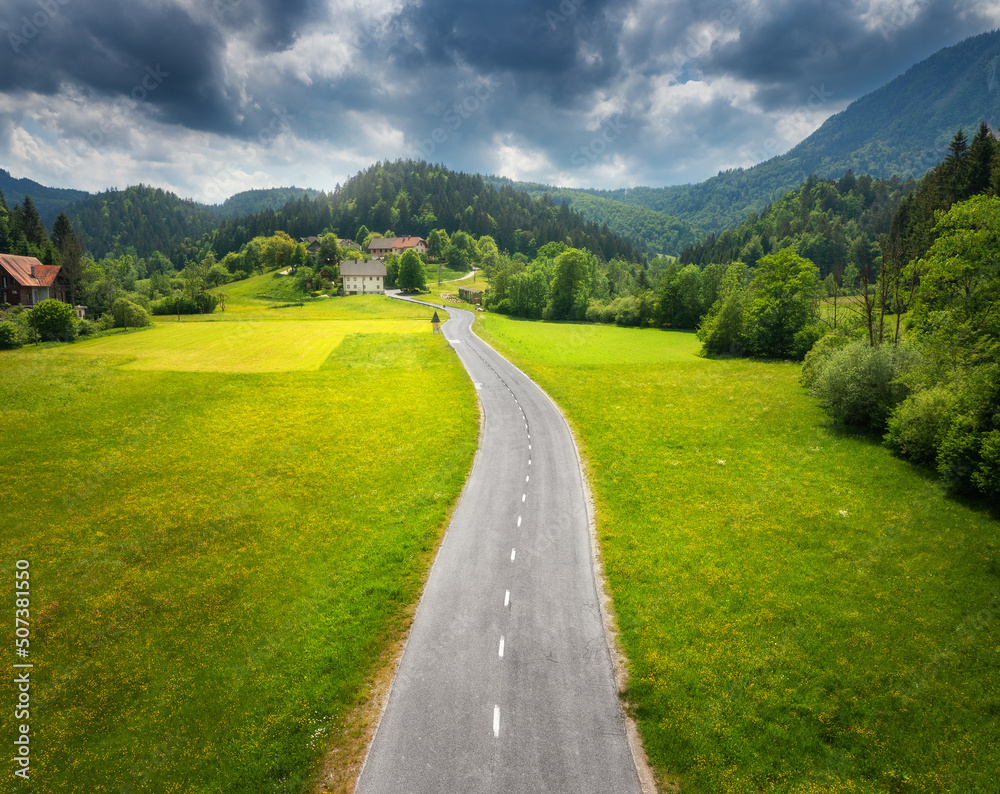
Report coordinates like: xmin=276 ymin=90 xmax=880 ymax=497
xmin=792 ymin=323 xmax=829 ymax=361
xmin=613 ymin=295 xmax=641 ymax=327
xmin=76 ymin=319 xmax=98 ymax=337
xmin=936 ymin=417 xmax=983 ymax=494
xmin=884 ymin=386 xmax=957 ymax=464
xmin=810 ymin=341 xmax=918 ymax=429
xmin=972 ymin=430 xmax=1000 ymax=498
xmin=30 ymin=299 xmax=76 ymax=341
xmin=800 ymin=330 xmax=851 ymax=389
xmin=585 ymin=299 xmax=606 ymax=323
xmin=150 ymin=293 xmax=219 ymax=315
xmin=111 ymin=298 xmax=151 ymax=329
xmin=0 ymin=320 xmax=24 ymax=349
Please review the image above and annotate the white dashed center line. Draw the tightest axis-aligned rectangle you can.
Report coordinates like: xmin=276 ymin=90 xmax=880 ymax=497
xmin=511 ymin=548 xmax=516 ymax=561
xmin=498 ymin=636 xmax=505 ymax=658
xmin=522 ymin=493 xmax=526 ymax=502
xmin=493 ymin=706 xmax=500 ymax=738
xmin=517 ymin=516 xmax=522 ymax=527
xmin=504 ymin=590 xmax=510 ymax=607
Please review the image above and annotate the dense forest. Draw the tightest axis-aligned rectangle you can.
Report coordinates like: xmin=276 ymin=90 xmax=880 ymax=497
xmin=209 ymin=187 xmax=322 ymax=218
xmin=489 ymin=177 xmax=702 ymax=256
xmin=66 ymin=186 xmax=221 ymax=261
xmin=0 ymin=168 xmax=88 ymax=228
xmin=54 ymin=161 xmax=643 ymax=267
xmin=198 ymin=161 xmax=645 ymax=265
xmin=678 ymin=172 xmax=917 ymax=278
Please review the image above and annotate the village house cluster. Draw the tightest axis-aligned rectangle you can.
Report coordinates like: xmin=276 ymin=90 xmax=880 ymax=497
xmin=299 ymin=235 xmax=428 ymax=295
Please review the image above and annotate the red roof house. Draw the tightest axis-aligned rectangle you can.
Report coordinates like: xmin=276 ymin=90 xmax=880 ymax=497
xmin=367 ymin=236 xmax=428 ymax=257
xmin=0 ymin=254 xmax=69 ymax=307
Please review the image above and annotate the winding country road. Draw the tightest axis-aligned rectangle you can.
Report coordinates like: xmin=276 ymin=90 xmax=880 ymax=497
xmin=354 ymin=301 xmax=642 ymax=794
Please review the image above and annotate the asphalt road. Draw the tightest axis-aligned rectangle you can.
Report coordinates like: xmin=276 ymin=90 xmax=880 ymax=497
xmin=354 ymin=301 xmax=641 ymax=794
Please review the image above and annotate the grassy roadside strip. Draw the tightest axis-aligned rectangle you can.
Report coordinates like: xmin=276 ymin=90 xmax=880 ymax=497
xmin=473 ymin=313 xmax=1000 ymax=794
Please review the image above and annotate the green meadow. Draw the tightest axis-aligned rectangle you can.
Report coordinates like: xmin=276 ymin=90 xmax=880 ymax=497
xmin=1 ymin=283 xmax=478 ymax=792
xmin=475 ymin=314 xmax=1000 ymax=794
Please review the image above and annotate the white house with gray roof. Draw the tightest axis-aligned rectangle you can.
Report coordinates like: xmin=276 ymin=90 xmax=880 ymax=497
xmin=340 ymin=259 xmax=387 ymax=295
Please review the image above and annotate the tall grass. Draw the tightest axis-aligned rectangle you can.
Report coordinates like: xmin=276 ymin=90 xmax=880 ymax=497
xmin=475 ymin=314 xmax=1000 ymax=794
xmin=1 ymin=306 xmax=477 ymax=791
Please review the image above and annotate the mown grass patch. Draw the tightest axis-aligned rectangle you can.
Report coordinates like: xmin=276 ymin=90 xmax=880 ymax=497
xmin=423 ymin=262 xmax=470 ymax=283
xmin=475 ymin=313 xmax=1000 ymax=794
xmin=64 ymin=320 xmax=430 ymax=372
xmin=1 ymin=328 xmax=477 ymax=792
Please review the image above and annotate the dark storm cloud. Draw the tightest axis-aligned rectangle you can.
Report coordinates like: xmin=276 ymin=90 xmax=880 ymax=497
xmin=703 ymin=0 xmax=992 ymax=110
xmin=2 ymin=0 xmax=998 ymax=196
xmin=386 ymin=0 xmax=626 ymax=104
xmin=215 ymin=0 xmax=321 ymax=51
xmin=0 ymin=0 xmax=327 ymax=137
xmin=0 ymin=0 xmax=241 ymax=133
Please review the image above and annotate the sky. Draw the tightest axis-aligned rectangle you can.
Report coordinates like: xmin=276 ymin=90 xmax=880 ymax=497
xmin=0 ymin=0 xmax=997 ymax=204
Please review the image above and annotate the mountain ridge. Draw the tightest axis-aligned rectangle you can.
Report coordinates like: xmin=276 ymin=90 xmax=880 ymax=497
xmin=557 ymin=29 xmax=1000 ymax=232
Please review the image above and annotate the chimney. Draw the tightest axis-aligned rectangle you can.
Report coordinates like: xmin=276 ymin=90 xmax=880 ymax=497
xmin=30 ymin=265 xmax=36 ymax=279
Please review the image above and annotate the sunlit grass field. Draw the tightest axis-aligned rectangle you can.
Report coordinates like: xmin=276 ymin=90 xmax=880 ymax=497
xmin=67 ymin=319 xmax=430 ymax=372
xmin=475 ymin=314 xmax=1000 ymax=794
xmin=0 ymin=288 xmax=478 ymax=792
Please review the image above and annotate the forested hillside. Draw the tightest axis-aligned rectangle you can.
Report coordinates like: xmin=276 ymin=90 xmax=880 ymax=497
xmin=65 ymin=185 xmax=221 ymax=260
xmin=51 ymin=162 xmax=641 ymax=265
xmin=679 ymin=172 xmax=916 ymax=277
xmin=198 ymin=160 xmax=644 ymax=265
xmin=210 ymin=187 xmax=322 ymax=218
xmin=488 ymin=177 xmax=701 ymax=256
xmin=800 ymin=123 xmax=1000 ymax=499
xmin=0 ymin=168 xmax=88 ymax=228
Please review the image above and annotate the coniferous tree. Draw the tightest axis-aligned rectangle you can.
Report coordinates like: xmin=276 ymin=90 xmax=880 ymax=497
xmin=15 ymin=195 xmax=49 ymax=248
xmin=51 ymin=212 xmax=84 ymax=304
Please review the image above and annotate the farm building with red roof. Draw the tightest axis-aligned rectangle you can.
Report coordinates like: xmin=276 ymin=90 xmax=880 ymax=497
xmin=0 ymin=254 xmax=69 ymax=307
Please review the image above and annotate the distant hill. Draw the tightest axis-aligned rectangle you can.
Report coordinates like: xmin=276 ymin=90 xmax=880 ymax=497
xmin=206 ymin=160 xmax=645 ymax=264
xmin=678 ymin=171 xmax=917 ymax=278
xmin=64 ymin=185 xmax=220 ymax=260
xmin=210 ymin=187 xmax=322 ymax=218
xmin=487 ymin=177 xmax=701 ymax=256
xmin=543 ymin=29 xmax=1000 ymax=233
xmin=0 ymin=168 xmax=89 ymax=229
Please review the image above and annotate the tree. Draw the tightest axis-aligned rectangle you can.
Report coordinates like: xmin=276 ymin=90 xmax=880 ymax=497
xmin=443 ymin=229 xmax=478 ymax=275
xmin=908 ymin=194 xmax=1000 ymax=369
xmin=295 ymin=266 xmax=316 ymax=292
xmin=427 ymin=229 xmax=449 ymax=260
xmin=741 ymin=248 xmax=820 ymax=358
xmin=316 ymin=233 xmax=342 ymax=267
xmin=507 ymin=265 xmax=549 ymax=319
xmin=259 ymin=231 xmax=297 ymax=272
xmin=15 ymin=196 xmax=48 ymax=249
xmin=477 ymin=235 xmax=499 ymax=280
xmin=397 ymin=250 xmax=426 ymax=291
xmin=112 ymin=297 xmax=152 ymax=329
xmin=697 ymin=262 xmax=748 ymax=355
xmin=443 ymin=242 xmax=470 ymax=274
xmin=30 ymin=299 xmax=75 ymax=341
xmin=656 ymin=263 xmax=703 ymax=328
xmin=51 ymin=212 xmax=84 ymax=305
xmin=205 ymin=263 xmax=232 ymax=287
xmin=545 ymin=247 xmax=591 ymax=321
